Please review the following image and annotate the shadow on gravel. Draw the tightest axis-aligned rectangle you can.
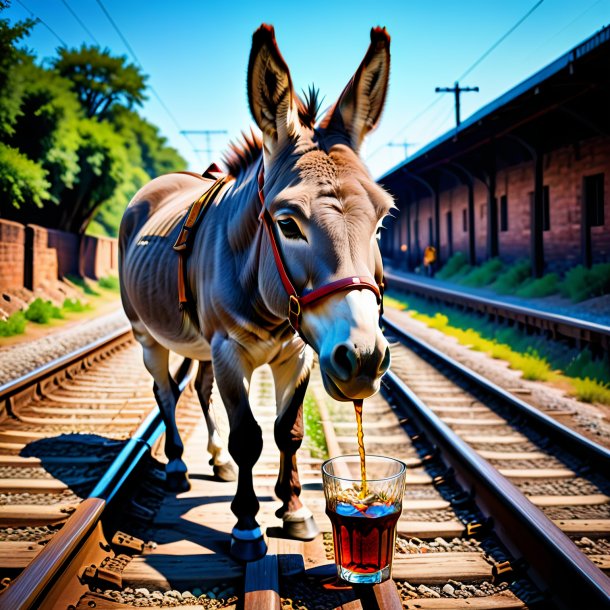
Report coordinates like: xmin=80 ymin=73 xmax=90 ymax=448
xmin=20 ymin=433 xmax=125 ymax=497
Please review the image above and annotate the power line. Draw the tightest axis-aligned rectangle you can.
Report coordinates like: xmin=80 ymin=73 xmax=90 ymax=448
xmin=60 ymin=0 xmax=99 ymax=45
xmin=93 ymin=0 xmax=203 ymax=165
xmin=458 ymin=0 xmax=545 ymax=81
xmin=15 ymin=0 xmax=67 ymax=46
xmin=369 ymin=0 xmax=545 ymax=162
xmin=94 ymin=0 xmax=142 ymax=65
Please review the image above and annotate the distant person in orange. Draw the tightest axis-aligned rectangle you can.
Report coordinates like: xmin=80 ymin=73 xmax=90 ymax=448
xmin=423 ymin=245 xmax=436 ymax=277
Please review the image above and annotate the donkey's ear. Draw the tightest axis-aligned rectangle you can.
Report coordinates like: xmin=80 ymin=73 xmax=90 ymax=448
xmin=248 ymin=24 xmax=301 ymax=153
xmin=320 ymin=27 xmax=390 ymax=152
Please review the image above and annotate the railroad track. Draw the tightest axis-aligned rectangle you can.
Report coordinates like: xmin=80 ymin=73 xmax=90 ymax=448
xmin=383 ymin=269 xmax=610 ymax=355
xmin=1 ymin=313 xmax=609 ymax=608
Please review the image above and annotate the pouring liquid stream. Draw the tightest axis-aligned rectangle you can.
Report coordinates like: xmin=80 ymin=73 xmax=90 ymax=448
xmin=354 ymin=399 xmax=367 ymax=497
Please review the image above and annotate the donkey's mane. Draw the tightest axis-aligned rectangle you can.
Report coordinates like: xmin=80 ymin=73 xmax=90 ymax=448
xmin=223 ymin=87 xmax=323 ymax=178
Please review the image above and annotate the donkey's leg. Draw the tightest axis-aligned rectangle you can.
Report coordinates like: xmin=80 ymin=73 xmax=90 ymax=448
xmin=269 ymin=338 xmax=319 ymax=540
xmin=194 ymin=361 xmax=237 ymax=482
xmin=137 ymin=329 xmax=189 ymax=492
xmin=211 ymin=334 xmax=265 ymax=561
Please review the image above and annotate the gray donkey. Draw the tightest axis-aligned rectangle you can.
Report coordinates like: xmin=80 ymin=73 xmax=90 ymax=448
xmin=119 ymin=24 xmax=394 ymax=561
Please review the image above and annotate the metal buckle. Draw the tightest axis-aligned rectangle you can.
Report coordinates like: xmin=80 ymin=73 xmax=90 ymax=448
xmin=288 ymin=295 xmax=301 ymax=329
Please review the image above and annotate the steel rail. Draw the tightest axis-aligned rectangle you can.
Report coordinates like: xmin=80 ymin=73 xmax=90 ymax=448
xmin=0 ymin=323 xmax=133 ymax=405
xmin=383 ymin=316 xmax=610 ymax=471
xmin=382 ymin=370 xmax=610 ymax=609
xmin=384 ymin=270 xmax=610 ymax=353
xmin=0 ymin=330 xmax=194 ymax=610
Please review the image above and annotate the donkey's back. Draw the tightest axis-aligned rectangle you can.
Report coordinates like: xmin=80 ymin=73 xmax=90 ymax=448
xmin=119 ymin=172 xmax=213 ymax=360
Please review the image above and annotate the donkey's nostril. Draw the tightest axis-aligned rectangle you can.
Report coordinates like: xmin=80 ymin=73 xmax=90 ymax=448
xmin=330 ymin=343 xmax=358 ymax=381
xmin=379 ymin=345 xmax=391 ymax=375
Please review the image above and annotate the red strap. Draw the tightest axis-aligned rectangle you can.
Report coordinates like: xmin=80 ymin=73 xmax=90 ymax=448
xmin=257 ymin=165 xmax=382 ymax=333
xmin=300 ymin=276 xmax=381 ymax=307
xmin=260 ymin=208 xmax=298 ymax=299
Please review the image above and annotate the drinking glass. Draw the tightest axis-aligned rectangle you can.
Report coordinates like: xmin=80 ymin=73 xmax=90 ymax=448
xmin=322 ymin=455 xmax=407 ymax=584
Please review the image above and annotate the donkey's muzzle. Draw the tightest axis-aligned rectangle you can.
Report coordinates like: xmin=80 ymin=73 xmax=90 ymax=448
xmin=320 ymin=341 xmax=391 ymax=400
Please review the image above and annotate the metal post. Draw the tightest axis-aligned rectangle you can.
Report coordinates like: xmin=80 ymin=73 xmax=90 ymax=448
xmin=435 ymin=82 xmax=479 ymax=128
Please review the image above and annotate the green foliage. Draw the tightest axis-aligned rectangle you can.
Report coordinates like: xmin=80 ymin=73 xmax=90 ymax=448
xmin=0 ymin=142 xmax=50 ymax=208
xmin=0 ymin=14 xmax=185 ymax=235
xmin=560 ymin=263 xmax=610 ymax=302
xmin=24 ymin=298 xmax=63 ymax=324
xmin=98 ymin=275 xmax=120 ymax=291
xmin=303 ymin=394 xmax=329 ymax=460
xmin=570 ymin=378 xmax=610 ymax=405
xmin=7 ymin=62 xmax=82 ymax=203
xmin=459 ymin=258 xmax=503 ymax=287
xmin=491 ymin=260 xmax=531 ymax=295
xmin=66 ymin=274 xmax=100 ymax=296
xmin=515 ymin=273 xmax=559 ymax=298
xmin=62 ymin=297 xmax=90 ymax=313
xmin=436 ymin=252 xmax=469 ymax=280
xmin=565 ymin=350 xmax=610 ymax=385
xmin=0 ymin=5 xmax=34 ymax=137
xmin=53 ymin=45 xmax=147 ymax=119
xmin=0 ymin=310 xmax=26 ymax=336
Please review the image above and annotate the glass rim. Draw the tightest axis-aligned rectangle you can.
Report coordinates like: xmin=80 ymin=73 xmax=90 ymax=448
xmin=321 ymin=454 xmax=407 ymax=483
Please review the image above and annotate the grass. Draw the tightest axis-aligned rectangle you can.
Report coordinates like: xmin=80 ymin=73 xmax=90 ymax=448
xmin=24 ymin=298 xmax=63 ymax=324
xmin=570 ymin=378 xmax=610 ymax=404
xmin=98 ymin=275 xmax=120 ymax=291
xmin=515 ymin=273 xmax=559 ymax=298
xmin=62 ymin=297 xmax=91 ymax=313
xmin=66 ymin=274 xmax=101 ymax=296
xmin=491 ymin=260 xmax=531 ymax=295
xmin=1 ymin=274 xmax=120 ymax=340
xmin=385 ymin=289 xmax=609 ymax=403
xmin=436 ymin=252 xmax=469 ymax=280
xmin=459 ymin=258 xmax=504 ymax=287
xmin=303 ymin=393 xmax=329 ymax=460
xmin=0 ymin=311 xmax=27 ymax=337
xmin=435 ymin=255 xmax=610 ymax=303
xmin=559 ymin=263 xmax=610 ymax=303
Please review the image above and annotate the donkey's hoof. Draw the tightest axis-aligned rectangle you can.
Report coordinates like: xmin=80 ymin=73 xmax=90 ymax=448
xmin=166 ymin=471 xmax=190 ymax=493
xmin=282 ymin=515 xmax=320 ymax=541
xmin=230 ymin=530 xmax=267 ymax=563
xmin=213 ymin=461 xmax=237 ymax=482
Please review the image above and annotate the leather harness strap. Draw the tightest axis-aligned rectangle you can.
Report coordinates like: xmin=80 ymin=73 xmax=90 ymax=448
xmin=257 ymin=166 xmax=383 ymax=334
xmin=172 ymin=161 xmax=384 ymax=336
xmin=173 ymin=164 xmax=231 ymax=307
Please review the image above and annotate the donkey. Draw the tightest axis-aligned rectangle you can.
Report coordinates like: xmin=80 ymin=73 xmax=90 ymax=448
xmin=119 ymin=24 xmax=394 ymax=561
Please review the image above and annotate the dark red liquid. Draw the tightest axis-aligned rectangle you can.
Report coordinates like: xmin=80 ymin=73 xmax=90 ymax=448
xmin=326 ymin=507 xmax=400 ymax=574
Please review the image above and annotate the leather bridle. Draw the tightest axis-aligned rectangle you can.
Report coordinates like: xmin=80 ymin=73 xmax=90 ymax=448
xmin=257 ymin=166 xmax=384 ymax=337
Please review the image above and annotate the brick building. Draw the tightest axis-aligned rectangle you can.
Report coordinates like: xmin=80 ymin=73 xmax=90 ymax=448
xmin=378 ymin=26 xmax=610 ymax=276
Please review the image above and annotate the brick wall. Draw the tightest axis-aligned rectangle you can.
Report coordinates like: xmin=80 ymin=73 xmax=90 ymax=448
xmin=26 ymin=225 xmax=58 ymax=290
xmin=46 ymin=229 xmax=79 ymax=278
xmin=0 ymin=220 xmax=25 ymax=291
xmin=0 ymin=221 xmax=118 ymax=291
xmin=389 ymin=134 xmax=610 ymax=273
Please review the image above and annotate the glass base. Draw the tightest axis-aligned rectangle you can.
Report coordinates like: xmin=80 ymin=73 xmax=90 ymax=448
xmin=338 ymin=564 xmax=391 ymax=584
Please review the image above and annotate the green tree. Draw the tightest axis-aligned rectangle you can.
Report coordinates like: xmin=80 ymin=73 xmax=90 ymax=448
xmin=0 ymin=9 xmax=184 ymax=240
xmin=53 ymin=45 xmax=147 ymax=119
xmin=0 ymin=2 xmax=51 ymax=211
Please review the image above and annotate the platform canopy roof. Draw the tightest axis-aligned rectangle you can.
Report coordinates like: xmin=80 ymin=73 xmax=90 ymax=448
xmin=379 ymin=25 xmax=610 ymax=196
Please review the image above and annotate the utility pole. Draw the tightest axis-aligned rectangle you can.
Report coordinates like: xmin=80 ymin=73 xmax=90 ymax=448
xmin=181 ymin=129 xmax=228 ymax=166
xmin=388 ymin=141 xmax=416 ymax=159
xmin=435 ymin=81 xmax=479 ymax=128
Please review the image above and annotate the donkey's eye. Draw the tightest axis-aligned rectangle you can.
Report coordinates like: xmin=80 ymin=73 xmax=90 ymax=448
xmin=277 ymin=218 xmax=304 ymax=240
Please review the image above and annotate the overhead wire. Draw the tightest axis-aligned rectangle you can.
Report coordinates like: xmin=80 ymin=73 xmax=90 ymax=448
xmin=458 ymin=0 xmax=545 ymax=81
xmin=15 ymin=0 xmax=67 ymax=46
xmin=368 ymin=0 xmax=546 ymax=162
xmin=60 ymin=0 xmax=100 ymax=46
xmin=93 ymin=0 xmax=203 ymax=165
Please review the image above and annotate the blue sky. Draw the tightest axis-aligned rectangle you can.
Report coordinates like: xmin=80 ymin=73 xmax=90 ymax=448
xmin=6 ymin=0 xmax=610 ymax=178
